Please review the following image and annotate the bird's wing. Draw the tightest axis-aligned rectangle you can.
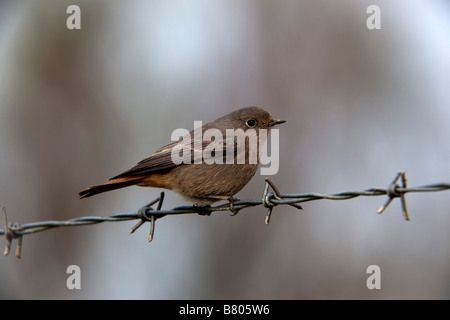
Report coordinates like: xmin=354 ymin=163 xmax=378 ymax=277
xmin=110 ymin=141 xmax=181 ymax=179
xmin=110 ymin=134 xmax=236 ymax=180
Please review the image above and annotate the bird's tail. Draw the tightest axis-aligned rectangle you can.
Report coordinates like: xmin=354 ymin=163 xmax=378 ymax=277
xmin=78 ymin=176 xmax=145 ymax=199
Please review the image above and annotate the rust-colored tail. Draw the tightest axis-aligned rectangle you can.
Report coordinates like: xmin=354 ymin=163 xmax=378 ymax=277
xmin=79 ymin=176 xmax=144 ymax=199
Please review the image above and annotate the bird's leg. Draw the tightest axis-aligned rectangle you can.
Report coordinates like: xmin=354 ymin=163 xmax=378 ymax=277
xmin=227 ymin=197 xmax=241 ymax=216
xmin=193 ymin=204 xmax=212 ymax=216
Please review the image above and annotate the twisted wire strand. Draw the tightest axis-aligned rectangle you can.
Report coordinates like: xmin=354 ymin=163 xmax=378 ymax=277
xmin=1 ymin=172 xmax=450 ymax=258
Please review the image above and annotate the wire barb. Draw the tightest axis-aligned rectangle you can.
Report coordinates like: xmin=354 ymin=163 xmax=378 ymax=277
xmin=262 ymin=179 xmax=303 ymax=225
xmin=1 ymin=172 xmax=449 ymax=258
xmin=2 ymin=207 xmax=23 ymax=259
xmin=377 ymin=172 xmax=410 ymax=221
xmin=129 ymin=192 xmax=165 ymax=242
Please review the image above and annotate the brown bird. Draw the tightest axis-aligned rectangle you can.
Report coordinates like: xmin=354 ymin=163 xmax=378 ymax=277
xmin=79 ymin=106 xmax=285 ymax=206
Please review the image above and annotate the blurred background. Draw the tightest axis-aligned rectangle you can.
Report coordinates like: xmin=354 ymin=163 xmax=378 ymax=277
xmin=0 ymin=0 xmax=449 ymax=299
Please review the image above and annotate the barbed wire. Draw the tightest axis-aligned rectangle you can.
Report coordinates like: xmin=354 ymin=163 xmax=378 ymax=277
xmin=1 ymin=172 xmax=450 ymax=258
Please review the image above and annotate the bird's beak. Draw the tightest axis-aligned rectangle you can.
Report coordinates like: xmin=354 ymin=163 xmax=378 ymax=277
xmin=270 ymin=119 xmax=286 ymax=127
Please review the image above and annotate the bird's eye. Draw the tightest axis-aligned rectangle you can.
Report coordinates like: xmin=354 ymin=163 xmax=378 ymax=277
xmin=246 ymin=119 xmax=257 ymax=128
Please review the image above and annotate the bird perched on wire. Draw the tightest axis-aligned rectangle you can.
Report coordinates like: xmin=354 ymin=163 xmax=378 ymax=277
xmin=79 ymin=106 xmax=285 ymax=206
